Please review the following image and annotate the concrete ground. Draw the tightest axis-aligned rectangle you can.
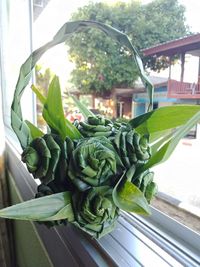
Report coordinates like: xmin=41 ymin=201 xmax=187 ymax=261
xmin=151 ymin=137 xmax=200 ymax=232
xmin=152 ymin=197 xmax=200 ymax=234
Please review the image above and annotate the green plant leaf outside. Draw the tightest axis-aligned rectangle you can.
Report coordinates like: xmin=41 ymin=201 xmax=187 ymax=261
xmin=31 ymin=82 xmax=82 ymax=140
xmin=0 ymin=192 xmax=74 ymax=222
xmin=31 ymin=84 xmax=46 ymax=104
xmin=71 ymin=95 xmax=95 ymax=119
xmin=42 ymin=76 xmax=82 ymax=140
xmin=139 ymin=111 xmax=200 ymax=173
xmin=25 ymin=120 xmax=44 ymax=139
xmin=113 ymin=172 xmax=151 ymax=215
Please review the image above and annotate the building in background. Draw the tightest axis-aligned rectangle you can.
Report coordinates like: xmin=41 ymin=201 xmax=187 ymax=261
xmin=143 ymin=33 xmax=200 ymax=104
xmin=132 ymin=76 xmax=176 ymax=117
xmin=139 ymin=33 xmax=200 ymax=137
xmin=87 ymin=34 xmax=200 ymax=120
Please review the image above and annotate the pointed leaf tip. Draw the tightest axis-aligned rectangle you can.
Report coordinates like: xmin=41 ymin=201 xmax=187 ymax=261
xmin=0 ymin=192 xmax=74 ymax=222
xmin=113 ymin=174 xmax=151 ymax=215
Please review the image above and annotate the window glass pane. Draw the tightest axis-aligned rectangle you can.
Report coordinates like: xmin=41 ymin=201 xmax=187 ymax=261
xmin=30 ymin=0 xmax=200 ymax=235
xmin=1 ymin=0 xmax=34 ymax=129
xmin=32 ymin=0 xmax=90 ymax=130
xmin=152 ymin=133 xmax=200 ymax=234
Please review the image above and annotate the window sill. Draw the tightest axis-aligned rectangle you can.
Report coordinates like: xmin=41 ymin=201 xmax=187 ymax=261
xmin=5 ymin=138 xmax=200 ymax=267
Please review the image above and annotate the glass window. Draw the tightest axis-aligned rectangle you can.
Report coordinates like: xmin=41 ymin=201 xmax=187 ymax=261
xmin=35 ymin=0 xmax=200 ymax=236
xmin=1 ymin=0 xmax=200 ymax=260
xmin=1 ymin=0 xmax=35 ymax=130
xmin=151 ymin=132 xmax=200 ymax=234
xmin=31 ymin=0 xmax=199 ymax=236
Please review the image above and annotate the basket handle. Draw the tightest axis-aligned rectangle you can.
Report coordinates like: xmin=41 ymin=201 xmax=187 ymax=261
xmin=11 ymin=20 xmax=154 ymax=149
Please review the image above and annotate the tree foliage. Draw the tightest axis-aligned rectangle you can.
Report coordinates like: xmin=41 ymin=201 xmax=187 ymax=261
xmin=67 ymin=0 xmax=189 ymax=94
xmin=35 ymin=65 xmax=54 ymax=129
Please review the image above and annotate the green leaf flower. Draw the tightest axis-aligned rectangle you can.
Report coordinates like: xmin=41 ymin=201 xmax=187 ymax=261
xmin=113 ymin=129 xmax=151 ymax=168
xmin=72 ymin=186 xmax=119 ymax=238
xmin=113 ymin=121 xmax=129 ymax=132
xmin=68 ymin=137 xmax=117 ymax=191
xmin=133 ymin=171 xmax=158 ymax=203
xmin=21 ymin=134 xmax=61 ymax=184
xmin=49 ymin=136 xmax=75 ymax=192
xmin=77 ymin=115 xmax=113 ymax=137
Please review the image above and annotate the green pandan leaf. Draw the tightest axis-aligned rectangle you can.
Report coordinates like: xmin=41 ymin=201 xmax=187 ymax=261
xmin=11 ymin=110 xmax=32 ymax=148
xmin=129 ymin=105 xmax=200 ymax=139
xmin=42 ymin=76 xmax=82 ymax=140
xmin=25 ymin=120 xmax=44 ymax=139
xmin=46 ymin=204 xmax=74 ymax=221
xmin=0 ymin=192 xmax=74 ymax=222
xmin=149 ymin=129 xmax=172 ymax=144
xmin=113 ymin=172 xmax=151 ymax=215
xmin=145 ymin=182 xmax=158 ymax=203
xmin=31 ymin=84 xmax=46 ymax=104
xmin=139 ymin=111 xmax=200 ymax=173
xmin=71 ymin=95 xmax=95 ymax=119
xmin=150 ymin=130 xmax=173 ymax=156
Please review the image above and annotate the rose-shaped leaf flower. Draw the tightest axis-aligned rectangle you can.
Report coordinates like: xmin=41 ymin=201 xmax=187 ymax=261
xmin=133 ymin=171 xmax=157 ymax=203
xmin=77 ymin=115 xmax=113 ymax=137
xmin=72 ymin=186 xmax=119 ymax=238
xmin=113 ymin=120 xmax=131 ymax=133
xmin=22 ymin=134 xmax=61 ymax=184
xmin=49 ymin=136 xmax=75 ymax=192
xmin=68 ymin=137 xmax=117 ymax=191
xmin=113 ymin=129 xmax=151 ymax=168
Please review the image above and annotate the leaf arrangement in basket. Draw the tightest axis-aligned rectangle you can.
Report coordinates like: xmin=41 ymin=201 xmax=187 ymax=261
xmin=1 ymin=21 xmax=200 ymax=238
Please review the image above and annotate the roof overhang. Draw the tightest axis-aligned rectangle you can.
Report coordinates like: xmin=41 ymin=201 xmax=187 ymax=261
xmin=142 ymin=33 xmax=200 ymax=57
xmin=113 ymin=88 xmax=144 ymax=97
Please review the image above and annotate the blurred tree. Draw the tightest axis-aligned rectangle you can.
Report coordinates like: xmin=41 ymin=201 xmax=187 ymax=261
xmin=35 ymin=65 xmax=53 ymax=97
xmin=67 ymin=0 xmax=189 ymax=94
xmin=35 ymin=65 xmax=54 ymax=129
